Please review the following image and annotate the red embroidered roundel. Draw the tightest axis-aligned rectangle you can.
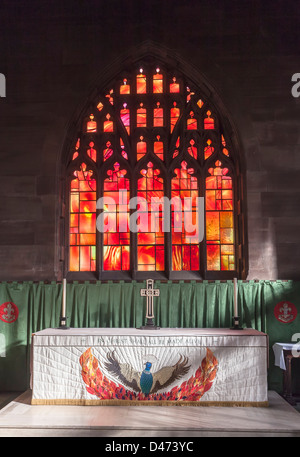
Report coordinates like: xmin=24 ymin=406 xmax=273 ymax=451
xmin=274 ymin=301 xmax=297 ymax=323
xmin=0 ymin=302 xmax=19 ymax=323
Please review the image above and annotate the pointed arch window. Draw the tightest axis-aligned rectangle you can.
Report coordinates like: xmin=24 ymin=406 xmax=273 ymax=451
xmin=64 ymin=57 xmax=247 ymax=279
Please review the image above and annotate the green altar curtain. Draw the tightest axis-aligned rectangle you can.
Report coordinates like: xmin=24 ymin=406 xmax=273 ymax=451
xmin=0 ymin=280 xmax=299 ymax=392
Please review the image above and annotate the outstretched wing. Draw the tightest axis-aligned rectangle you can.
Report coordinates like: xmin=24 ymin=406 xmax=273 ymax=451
xmin=151 ymin=355 xmax=190 ymax=394
xmin=104 ymin=351 xmax=141 ymax=393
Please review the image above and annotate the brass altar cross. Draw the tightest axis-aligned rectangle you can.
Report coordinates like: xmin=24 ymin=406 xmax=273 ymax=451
xmin=139 ymin=279 xmax=160 ymax=330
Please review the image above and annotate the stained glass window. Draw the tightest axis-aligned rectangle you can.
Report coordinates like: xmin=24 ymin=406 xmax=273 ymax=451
xmin=66 ymin=59 xmax=244 ymax=279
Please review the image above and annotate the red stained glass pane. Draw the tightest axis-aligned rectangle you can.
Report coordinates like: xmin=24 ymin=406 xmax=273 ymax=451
xmin=170 ymin=103 xmax=180 ymax=133
xmin=204 ymin=111 xmax=215 ymax=129
xmin=103 ymin=246 xmax=121 ymax=270
xmin=102 ymin=114 xmax=114 ymax=133
xmin=87 ymin=142 xmax=97 ymax=162
xmin=188 ymin=140 xmax=197 ymax=159
xmin=170 ymin=77 xmax=180 ymax=93
xmin=137 ymin=137 xmax=147 ymax=161
xmin=120 ymin=106 xmax=130 ymax=134
xmin=103 ymin=142 xmax=113 ymax=161
xmin=204 ymin=139 xmax=214 ymax=160
xmin=87 ymin=114 xmax=97 ymax=133
xmin=120 ymin=79 xmax=130 ymax=94
xmin=137 ymin=104 xmax=147 ymax=127
xmin=154 ymin=138 xmax=164 ymax=160
xmin=187 ymin=113 xmax=197 ymax=130
xmin=153 ymin=106 xmax=164 ymax=127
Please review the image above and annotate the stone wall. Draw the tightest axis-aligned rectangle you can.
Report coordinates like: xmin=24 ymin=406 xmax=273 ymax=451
xmin=0 ymin=0 xmax=299 ymax=280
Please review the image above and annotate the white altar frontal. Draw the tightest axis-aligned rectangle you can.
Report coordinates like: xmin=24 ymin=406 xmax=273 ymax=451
xmin=30 ymin=328 xmax=269 ymax=406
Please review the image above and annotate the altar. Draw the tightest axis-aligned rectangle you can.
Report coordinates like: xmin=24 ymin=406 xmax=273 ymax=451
xmin=30 ymin=327 xmax=268 ymax=406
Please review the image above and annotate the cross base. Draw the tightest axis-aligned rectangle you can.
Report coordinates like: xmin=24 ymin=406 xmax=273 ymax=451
xmin=138 ymin=317 xmax=160 ymax=330
xmin=58 ymin=316 xmax=70 ymax=330
xmin=230 ymin=316 xmax=243 ymax=330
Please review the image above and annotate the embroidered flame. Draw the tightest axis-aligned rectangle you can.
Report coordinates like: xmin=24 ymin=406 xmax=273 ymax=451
xmin=79 ymin=348 xmax=218 ymax=402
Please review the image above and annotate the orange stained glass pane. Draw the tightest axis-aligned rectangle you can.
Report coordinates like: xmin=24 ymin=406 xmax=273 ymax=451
xmin=191 ymin=245 xmax=200 ymax=270
xmin=138 ymin=232 xmax=156 ymax=245
xmin=204 ymin=111 xmax=215 ymax=129
xmin=220 ymin=211 xmax=233 ymax=228
xmin=80 ymin=246 xmax=95 ymax=271
xmin=120 ymin=105 xmax=130 ymax=134
xmin=138 ymin=245 xmax=155 ymax=264
xmin=87 ymin=114 xmax=97 ymax=133
xmin=79 ymin=213 xmax=96 ymax=234
xmin=137 ymin=71 xmax=146 ymax=94
xmin=87 ymin=141 xmax=97 ymax=162
xmin=137 ymin=137 xmax=147 ymax=161
xmin=79 ymin=200 xmax=96 ymax=213
xmin=79 ymin=234 xmax=96 ymax=245
xmin=207 ymin=244 xmax=220 ymax=270
xmin=170 ymin=77 xmax=180 ymax=93
xmin=69 ymin=246 xmax=79 ymax=271
xmin=204 ymin=139 xmax=214 ymax=160
xmin=153 ymin=70 xmax=163 ymax=93
xmin=104 ymin=114 xmax=114 ymax=132
xmin=172 ymin=245 xmax=182 ymax=271
xmin=220 ymin=228 xmax=234 ymax=244
xmin=120 ymin=78 xmax=130 ymax=94
xmin=153 ymin=104 xmax=164 ymax=127
xmin=103 ymin=141 xmax=113 ymax=161
xmin=137 ymin=104 xmax=147 ymax=127
xmin=170 ymin=103 xmax=180 ymax=133
xmin=103 ymin=246 xmax=121 ymax=270
xmin=97 ymin=102 xmax=104 ymax=112
xmin=187 ymin=112 xmax=197 ymax=130
xmin=188 ymin=139 xmax=197 ymax=159
xmin=154 ymin=137 xmax=164 ymax=160
xmin=206 ymin=211 xmax=220 ymax=241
